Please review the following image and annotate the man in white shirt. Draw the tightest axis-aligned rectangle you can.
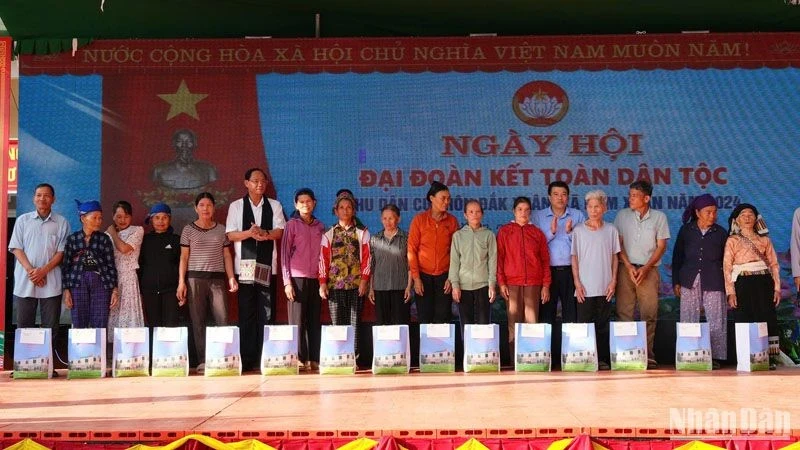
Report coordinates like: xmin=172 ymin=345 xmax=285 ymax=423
xmin=226 ymin=168 xmax=285 ymax=371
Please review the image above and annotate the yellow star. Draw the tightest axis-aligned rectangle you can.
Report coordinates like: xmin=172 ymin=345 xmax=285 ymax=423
xmin=157 ymin=80 xmax=208 ymax=120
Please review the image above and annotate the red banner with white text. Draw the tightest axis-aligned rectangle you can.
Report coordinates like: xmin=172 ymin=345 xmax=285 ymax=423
xmin=20 ymin=33 xmax=800 ymax=75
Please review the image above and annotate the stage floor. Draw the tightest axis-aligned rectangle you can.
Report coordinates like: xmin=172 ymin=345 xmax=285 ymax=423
xmin=1 ymin=368 xmax=799 ymax=440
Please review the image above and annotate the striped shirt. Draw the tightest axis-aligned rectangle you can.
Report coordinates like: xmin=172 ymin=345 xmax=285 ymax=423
xmin=370 ymin=229 xmax=409 ymax=291
xmin=180 ymin=222 xmax=231 ymax=277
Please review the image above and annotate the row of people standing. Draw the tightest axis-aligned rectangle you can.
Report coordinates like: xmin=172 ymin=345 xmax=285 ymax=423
xmin=9 ymin=187 xmax=157 ymax=372
xmin=406 ymin=179 xmax=785 ymax=371
xmin=9 ymin=176 xmax=788 ymax=373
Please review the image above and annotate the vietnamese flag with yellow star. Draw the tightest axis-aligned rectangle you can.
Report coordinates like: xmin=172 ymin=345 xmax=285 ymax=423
xmin=99 ymin=74 xmax=281 ymax=322
xmin=100 ymin=75 xmax=275 ymax=230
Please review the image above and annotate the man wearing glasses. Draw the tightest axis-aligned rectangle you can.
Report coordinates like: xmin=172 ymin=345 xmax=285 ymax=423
xmin=226 ymin=168 xmax=286 ymax=372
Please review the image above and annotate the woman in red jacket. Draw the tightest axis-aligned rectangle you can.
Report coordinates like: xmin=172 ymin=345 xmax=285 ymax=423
xmin=496 ymin=196 xmax=551 ymax=353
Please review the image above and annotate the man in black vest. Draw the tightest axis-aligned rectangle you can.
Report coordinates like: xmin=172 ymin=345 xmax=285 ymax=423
xmin=226 ymin=168 xmax=286 ymax=372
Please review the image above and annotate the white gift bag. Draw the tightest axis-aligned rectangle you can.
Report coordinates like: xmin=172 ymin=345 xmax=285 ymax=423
xmin=13 ymin=328 xmax=53 ymax=379
xmin=561 ymin=323 xmax=598 ymax=372
xmin=675 ymin=322 xmax=712 ymax=371
xmin=112 ymin=327 xmax=150 ymax=377
xmin=261 ymin=325 xmax=299 ymax=375
xmin=205 ymin=326 xmax=242 ymax=376
xmin=320 ymin=325 xmax=356 ymax=375
xmin=515 ymin=323 xmax=552 ymax=372
xmin=68 ymin=328 xmax=107 ymax=379
xmin=419 ymin=323 xmax=455 ymax=373
xmin=152 ymin=327 xmax=189 ymax=377
xmin=372 ymin=325 xmax=410 ymax=375
xmin=610 ymin=321 xmax=647 ymax=371
xmin=735 ymin=322 xmax=769 ymax=372
xmin=464 ymin=324 xmax=500 ymax=373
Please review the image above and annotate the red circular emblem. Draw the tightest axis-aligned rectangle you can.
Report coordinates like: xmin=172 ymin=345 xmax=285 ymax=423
xmin=512 ymin=81 xmax=569 ymax=127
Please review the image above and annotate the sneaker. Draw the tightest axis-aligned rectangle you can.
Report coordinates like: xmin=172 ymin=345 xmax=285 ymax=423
xmin=711 ymin=359 xmax=722 ymax=370
xmin=196 ymin=363 xmax=205 ymax=375
xmin=598 ymin=361 xmax=611 ymax=371
xmin=647 ymin=359 xmax=659 ymax=370
xmin=298 ymin=361 xmax=306 ymax=372
xmin=769 ymin=355 xmax=778 ymax=371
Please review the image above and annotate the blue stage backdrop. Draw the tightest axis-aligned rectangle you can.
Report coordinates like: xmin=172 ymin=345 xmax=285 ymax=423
xmin=17 ymin=36 xmax=800 ymax=317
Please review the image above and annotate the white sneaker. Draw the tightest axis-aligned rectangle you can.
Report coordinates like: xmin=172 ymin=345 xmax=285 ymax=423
xmin=196 ymin=363 xmax=205 ymax=375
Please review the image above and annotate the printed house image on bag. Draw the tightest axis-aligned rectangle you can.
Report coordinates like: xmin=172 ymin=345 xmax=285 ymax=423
xmin=562 ymin=350 xmax=597 ymax=365
xmin=321 ymin=353 xmax=356 ymax=368
xmin=207 ymin=354 xmax=241 ymax=371
xmin=677 ymin=349 xmax=711 ymax=364
xmin=518 ymin=351 xmax=550 ymax=366
xmin=115 ymin=355 xmax=148 ymax=371
xmin=611 ymin=348 xmax=646 ymax=367
xmin=374 ymin=352 xmax=407 ymax=368
xmin=263 ymin=353 xmax=297 ymax=369
xmin=70 ymin=355 xmax=103 ymax=371
xmin=14 ymin=355 xmax=51 ymax=374
xmin=153 ymin=354 xmax=188 ymax=371
xmin=751 ymin=350 xmax=769 ymax=367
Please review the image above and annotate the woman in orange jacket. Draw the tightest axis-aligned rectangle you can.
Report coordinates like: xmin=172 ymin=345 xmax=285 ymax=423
xmin=407 ymin=181 xmax=459 ymax=324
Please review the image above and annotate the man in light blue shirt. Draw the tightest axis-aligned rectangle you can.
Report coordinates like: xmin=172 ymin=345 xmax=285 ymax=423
xmin=532 ymin=181 xmax=586 ymax=324
xmin=8 ymin=183 xmax=70 ymax=356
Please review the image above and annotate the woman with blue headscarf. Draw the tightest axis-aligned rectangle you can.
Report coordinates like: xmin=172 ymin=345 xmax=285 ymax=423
xmin=62 ymin=200 xmax=119 ymax=328
xmin=672 ymin=194 xmax=728 ymax=368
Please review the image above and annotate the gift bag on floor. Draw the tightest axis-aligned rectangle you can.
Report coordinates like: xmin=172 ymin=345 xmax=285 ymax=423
xmin=68 ymin=328 xmax=107 ymax=379
xmin=610 ymin=321 xmax=647 ymax=371
xmin=320 ymin=325 xmax=356 ymax=375
xmin=464 ymin=324 xmax=500 ymax=373
xmin=735 ymin=322 xmax=769 ymax=372
xmin=561 ymin=323 xmax=598 ymax=372
xmin=13 ymin=328 xmax=53 ymax=379
xmin=515 ymin=323 xmax=552 ymax=372
xmin=675 ymin=322 xmax=712 ymax=371
xmin=419 ymin=323 xmax=455 ymax=373
xmin=261 ymin=325 xmax=299 ymax=375
xmin=112 ymin=327 xmax=150 ymax=377
xmin=205 ymin=326 xmax=242 ymax=376
xmin=372 ymin=325 xmax=410 ymax=375
xmin=152 ymin=327 xmax=189 ymax=377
